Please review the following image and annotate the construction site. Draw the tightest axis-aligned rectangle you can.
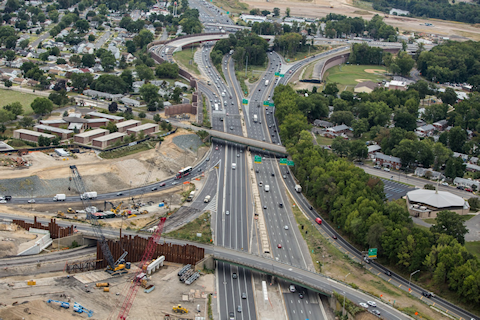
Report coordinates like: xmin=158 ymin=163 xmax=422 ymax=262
xmin=0 ymin=129 xmax=214 ymax=319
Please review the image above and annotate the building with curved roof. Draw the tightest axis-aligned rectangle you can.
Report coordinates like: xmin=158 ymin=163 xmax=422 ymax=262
xmin=406 ymin=189 xmax=470 ymax=218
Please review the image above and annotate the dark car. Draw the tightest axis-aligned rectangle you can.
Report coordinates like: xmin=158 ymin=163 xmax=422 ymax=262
xmin=385 ymin=270 xmax=392 ymax=276
xmin=422 ymin=291 xmax=435 ymax=298
xmin=232 ymin=273 xmax=238 ymax=279
xmin=151 ymin=187 xmax=157 ymax=191
xmin=457 ymin=186 xmax=465 ymax=190
xmin=271 ymin=173 xmax=275 ymax=176
xmin=332 ymin=235 xmax=337 ymax=239
xmin=4 ymin=195 xmax=12 ymax=201
xmin=160 ymin=182 xmax=166 ymax=187
xmin=299 ymin=292 xmax=304 ymax=299
xmin=279 ymin=203 xmax=283 ymax=208
xmin=309 ymin=206 xmax=313 ymax=210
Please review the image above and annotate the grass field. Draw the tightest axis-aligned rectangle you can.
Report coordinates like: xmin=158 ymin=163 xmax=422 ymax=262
xmin=164 ymin=212 xmax=213 ymax=244
xmin=0 ymin=89 xmax=38 ymax=115
xmin=424 ymin=214 xmax=475 ymax=225
xmin=212 ymin=0 xmax=249 ymax=14
xmin=323 ymin=64 xmax=388 ymax=92
xmin=173 ymin=48 xmax=200 ymax=76
xmin=465 ymin=241 xmax=480 ymax=259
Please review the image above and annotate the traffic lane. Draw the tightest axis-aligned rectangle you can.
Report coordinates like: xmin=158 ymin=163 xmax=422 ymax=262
xmin=10 ymin=157 xmax=212 ymax=204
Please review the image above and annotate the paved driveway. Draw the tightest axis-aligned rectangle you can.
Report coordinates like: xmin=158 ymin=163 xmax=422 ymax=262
xmin=465 ymin=213 xmax=480 ymax=241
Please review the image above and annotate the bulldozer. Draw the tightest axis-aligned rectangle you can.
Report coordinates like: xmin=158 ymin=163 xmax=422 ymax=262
xmin=172 ymin=305 xmax=188 ymax=314
xmin=57 ymin=211 xmax=66 ymax=218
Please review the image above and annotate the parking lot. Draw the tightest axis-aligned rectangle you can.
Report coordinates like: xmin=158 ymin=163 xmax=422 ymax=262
xmin=382 ymin=179 xmax=414 ymax=200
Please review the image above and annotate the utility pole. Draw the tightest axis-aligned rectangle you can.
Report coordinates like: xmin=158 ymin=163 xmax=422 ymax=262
xmin=409 ymin=270 xmax=420 ymax=292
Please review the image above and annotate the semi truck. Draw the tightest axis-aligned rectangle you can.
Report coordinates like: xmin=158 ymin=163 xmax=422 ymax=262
xmin=53 ymin=194 xmax=66 ymax=201
xmin=265 ymin=80 xmax=269 ymax=86
xmin=295 ymin=185 xmax=302 ymax=193
xmin=253 ymin=114 xmax=258 ymax=122
xmin=81 ymin=191 xmax=97 ymax=200
xmin=204 ymin=195 xmax=211 ymax=203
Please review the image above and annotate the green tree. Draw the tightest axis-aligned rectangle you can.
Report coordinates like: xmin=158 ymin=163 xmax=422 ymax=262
xmin=448 ymin=126 xmax=467 ymax=153
xmin=31 ymin=97 xmax=54 ymax=115
xmin=323 ymin=82 xmax=339 ymax=96
xmin=430 ymin=211 xmax=468 ymax=245
xmin=440 ymin=87 xmax=458 ymax=105
xmin=70 ymin=73 xmax=94 ymax=91
xmin=4 ymin=79 xmax=12 ymax=88
xmin=138 ymin=111 xmax=146 ymax=118
xmin=136 ymin=64 xmax=154 ymax=81
xmin=81 ymin=54 xmax=95 ymax=67
xmin=153 ymin=114 xmax=161 ymax=122
xmin=100 ymin=51 xmax=116 ymax=72
xmin=330 ymin=111 xmax=354 ymax=126
xmin=273 ymin=7 xmax=280 ymax=16
xmin=106 ymin=121 xmax=118 ymax=133
xmin=392 ymin=139 xmax=418 ymax=169
xmin=349 ymin=140 xmax=368 ymax=159
xmin=396 ymin=51 xmax=415 ymax=76
xmin=75 ymin=19 xmax=89 ymax=33
xmin=19 ymin=116 xmax=34 ymax=128
xmin=3 ymin=101 xmax=23 ymax=119
xmin=133 ymin=29 xmax=154 ymax=48
xmin=88 ymin=34 xmax=96 ymax=42
xmin=140 ymin=83 xmax=159 ymax=104
xmin=444 ymin=157 xmax=466 ymax=179
xmin=0 ymin=109 xmax=13 ymax=123
xmin=286 ymin=7 xmax=290 ymax=17
xmin=331 ymin=136 xmax=350 ymax=157
xmin=351 ymin=118 xmax=369 ymax=138
xmin=393 ymin=111 xmax=416 ymax=131
xmin=126 ymin=40 xmax=136 ymax=54
xmin=37 ymin=135 xmax=51 ymax=146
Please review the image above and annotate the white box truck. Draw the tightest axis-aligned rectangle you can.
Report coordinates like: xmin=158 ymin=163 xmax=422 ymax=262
xmin=232 ymin=163 xmax=236 ymax=170
xmin=81 ymin=191 xmax=97 ymax=200
xmin=253 ymin=114 xmax=258 ymax=122
xmin=53 ymin=194 xmax=66 ymax=201
xmin=204 ymin=195 xmax=211 ymax=203
xmin=265 ymin=185 xmax=270 ymax=192
xmin=295 ymin=185 xmax=302 ymax=193
xmin=265 ymin=80 xmax=269 ymax=86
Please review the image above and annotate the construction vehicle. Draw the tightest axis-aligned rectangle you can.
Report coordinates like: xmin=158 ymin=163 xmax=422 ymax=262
xmin=73 ymin=302 xmax=93 ymax=317
xmin=172 ymin=304 xmax=188 ymax=314
xmin=116 ymin=217 xmax=167 ymax=320
xmin=47 ymin=300 xmax=70 ymax=309
xmin=69 ymin=165 xmax=128 ymax=276
xmin=67 ymin=208 xmax=75 ymax=214
xmin=57 ymin=211 xmax=66 ymax=218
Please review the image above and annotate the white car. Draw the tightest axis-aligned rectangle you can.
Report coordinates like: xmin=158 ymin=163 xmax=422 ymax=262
xmin=367 ymin=301 xmax=377 ymax=307
xmin=284 ymin=225 xmax=289 ymax=230
xmin=225 ymin=211 xmax=230 ymax=215
xmin=0 ymin=200 xmax=7 ymax=204
xmin=442 ymin=182 xmax=449 ymax=186
xmin=359 ymin=302 xmax=369 ymax=308
xmin=27 ymin=199 xmax=35 ymax=203
xmin=383 ymin=167 xmax=390 ymax=172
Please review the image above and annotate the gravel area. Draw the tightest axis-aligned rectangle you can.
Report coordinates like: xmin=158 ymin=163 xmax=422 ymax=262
xmin=172 ymin=134 xmax=203 ymax=152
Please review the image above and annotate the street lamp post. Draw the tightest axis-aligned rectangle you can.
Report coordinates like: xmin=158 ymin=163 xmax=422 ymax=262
xmin=344 ymin=272 xmax=351 ymax=282
xmin=409 ymin=270 xmax=420 ymax=291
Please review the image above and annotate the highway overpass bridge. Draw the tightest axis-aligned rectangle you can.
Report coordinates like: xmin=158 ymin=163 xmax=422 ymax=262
xmin=170 ymin=120 xmax=287 ymax=155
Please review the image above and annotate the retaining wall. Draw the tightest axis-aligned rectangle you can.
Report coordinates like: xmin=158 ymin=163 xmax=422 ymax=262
xmin=12 ymin=216 xmax=74 ymax=239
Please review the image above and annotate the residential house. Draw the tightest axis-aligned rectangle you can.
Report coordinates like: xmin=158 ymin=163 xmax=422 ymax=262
xmin=414 ymin=168 xmax=444 ymax=180
xmin=83 ymin=89 xmax=124 ymax=101
xmin=174 ymin=81 xmax=189 ymax=90
xmin=453 ymin=177 xmax=480 ymax=190
xmin=385 ymin=80 xmax=407 ymax=91
xmin=433 ymin=120 xmax=448 ymax=131
xmin=313 ymin=119 xmax=333 ymax=128
xmin=415 ymin=124 xmax=435 ymax=137
xmin=466 ymin=163 xmax=480 ymax=172
xmin=324 ymin=124 xmax=352 ymax=138
xmin=367 ymin=145 xmax=381 ymax=158
xmin=374 ymin=152 xmax=401 ymax=169
xmin=121 ymin=97 xmax=141 ymax=107
xmin=453 ymin=152 xmax=469 ymax=162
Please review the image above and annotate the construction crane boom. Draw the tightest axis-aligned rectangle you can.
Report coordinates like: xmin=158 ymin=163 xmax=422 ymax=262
xmin=117 ymin=217 xmax=167 ymax=320
xmin=69 ymin=165 xmax=116 ymax=270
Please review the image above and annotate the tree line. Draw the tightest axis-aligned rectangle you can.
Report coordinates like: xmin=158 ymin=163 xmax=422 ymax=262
xmin=273 ymin=83 xmax=480 ymax=307
xmin=369 ymin=0 xmax=480 ymax=24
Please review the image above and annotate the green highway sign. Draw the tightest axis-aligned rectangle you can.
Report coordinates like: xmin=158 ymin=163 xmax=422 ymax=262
xmin=279 ymin=158 xmax=287 ymax=165
xmin=287 ymin=160 xmax=295 ymax=166
xmin=227 ymin=11 xmax=230 ymax=14
xmin=368 ymin=248 xmax=378 ymax=259
xmin=279 ymin=73 xmax=285 ymax=77
xmin=242 ymin=99 xmax=248 ymax=104
xmin=263 ymin=101 xmax=269 ymax=105
xmin=274 ymin=72 xmax=279 ymax=76
xmin=254 ymin=155 xmax=262 ymax=163
xmin=269 ymin=102 xmax=275 ymax=107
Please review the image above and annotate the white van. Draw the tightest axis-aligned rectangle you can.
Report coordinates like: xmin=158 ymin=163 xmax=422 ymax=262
xmin=265 ymin=185 xmax=270 ymax=192
xmin=232 ymin=163 xmax=236 ymax=170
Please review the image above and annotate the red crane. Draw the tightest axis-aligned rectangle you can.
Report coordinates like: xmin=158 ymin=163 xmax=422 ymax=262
xmin=117 ymin=217 xmax=167 ymax=320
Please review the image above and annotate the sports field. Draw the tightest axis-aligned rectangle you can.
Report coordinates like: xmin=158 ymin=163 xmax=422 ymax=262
xmin=323 ymin=64 xmax=388 ymax=92
xmin=0 ymin=89 xmax=37 ymax=114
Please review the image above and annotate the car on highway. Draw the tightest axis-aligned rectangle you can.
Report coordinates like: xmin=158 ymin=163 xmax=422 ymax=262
xmin=384 ymin=270 xmax=392 ymax=276
xmin=374 ymin=165 xmax=381 ymax=169
xmin=372 ymin=309 xmax=381 ymax=316
xmin=359 ymin=302 xmax=369 ymax=308
xmin=0 ymin=200 xmax=7 ymax=204
xmin=206 ymin=157 xmax=210 ymax=161
xmin=364 ymin=257 xmax=371 ymax=264
xmin=279 ymin=203 xmax=283 ymax=208
xmin=160 ymin=182 xmax=166 ymax=187
xmin=28 ymin=199 xmax=35 ymax=203
xmin=271 ymin=173 xmax=275 ymax=176
xmin=383 ymin=167 xmax=390 ymax=172
xmin=441 ymin=182 xmax=448 ymax=186
xmin=289 ymin=285 xmax=296 ymax=292
xmin=225 ymin=211 xmax=229 ymax=215
xmin=232 ymin=273 xmax=237 ymax=279
xmin=230 ymin=126 xmax=233 ymax=130
xmin=284 ymin=225 xmax=288 ymax=230
xmin=422 ymin=291 xmax=435 ymax=298
xmin=259 ymin=182 xmax=263 ymax=187
xmin=283 ymin=175 xmax=286 ymax=179
xmin=151 ymin=186 xmax=158 ymax=191
xmin=241 ymin=292 xmax=247 ymax=299
xmin=215 ymin=146 xmax=218 ymax=150
xmin=332 ymin=235 xmax=337 ymax=239
xmin=172 ymin=182 xmax=178 ymax=185
xmin=263 ymin=205 xmax=267 ymax=209
xmin=237 ymin=154 xmax=240 ymax=157
xmin=299 ymin=292 xmax=304 ymax=299
xmin=116 ymin=192 xmax=123 ymax=196
xmin=367 ymin=301 xmax=377 ymax=307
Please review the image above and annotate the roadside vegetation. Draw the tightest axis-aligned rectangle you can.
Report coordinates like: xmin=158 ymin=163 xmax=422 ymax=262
xmin=99 ymin=140 xmax=156 ymax=159
xmin=164 ymin=212 xmax=213 ymax=244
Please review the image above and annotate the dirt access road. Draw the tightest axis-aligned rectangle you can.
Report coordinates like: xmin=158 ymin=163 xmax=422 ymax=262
xmin=242 ymin=0 xmax=480 ymax=40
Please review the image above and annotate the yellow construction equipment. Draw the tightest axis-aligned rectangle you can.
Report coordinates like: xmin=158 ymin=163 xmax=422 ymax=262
xmin=57 ymin=211 xmax=66 ymax=218
xmin=140 ymin=210 xmax=148 ymax=215
xmin=67 ymin=208 xmax=75 ymax=214
xmin=172 ymin=305 xmax=188 ymax=314
xmin=96 ymin=283 xmax=109 ymax=287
